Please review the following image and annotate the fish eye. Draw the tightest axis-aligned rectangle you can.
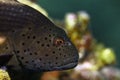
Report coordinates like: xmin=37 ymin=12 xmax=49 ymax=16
xmin=54 ymin=37 xmax=64 ymax=46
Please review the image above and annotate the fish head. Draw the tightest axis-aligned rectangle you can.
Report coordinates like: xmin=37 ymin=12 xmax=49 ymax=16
xmin=11 ymin=25 xmax=79 ymax=72
xmin=30 ymin=24 xmax=79 ymax=71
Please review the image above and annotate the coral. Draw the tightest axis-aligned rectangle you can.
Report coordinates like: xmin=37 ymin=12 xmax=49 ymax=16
xmin=0 ymin=69 xmax=11 ymax=80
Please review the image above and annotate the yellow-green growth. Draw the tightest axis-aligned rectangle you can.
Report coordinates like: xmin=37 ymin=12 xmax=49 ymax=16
xmin=0 ymin=69 xmax=11 ymax=80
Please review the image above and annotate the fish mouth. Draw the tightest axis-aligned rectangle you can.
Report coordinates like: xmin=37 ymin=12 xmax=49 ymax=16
xmin=39 ymin=59 xmax=78 ymax=71
xmin=52 ymin=62 xmax=78 ymax=70
xmin=51 ymin=56 xmax=79 ymax=71
xmin=30 ymin=62 xmax=78 ymax=72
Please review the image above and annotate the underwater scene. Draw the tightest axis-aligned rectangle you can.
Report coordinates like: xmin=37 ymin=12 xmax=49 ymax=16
xmin=0 ymin=0 xmax=120 ymax=80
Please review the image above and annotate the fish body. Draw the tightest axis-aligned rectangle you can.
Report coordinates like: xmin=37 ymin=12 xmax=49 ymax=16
xmin=0 ymin=0 xmax=78 ymax=72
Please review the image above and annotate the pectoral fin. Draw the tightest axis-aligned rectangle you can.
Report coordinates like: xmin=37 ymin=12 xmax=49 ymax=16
xmin=0 ymin=54 xmax=13 ymax=66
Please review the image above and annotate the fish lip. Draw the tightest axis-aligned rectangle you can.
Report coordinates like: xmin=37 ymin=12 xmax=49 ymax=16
xmin=51 ymin=57 xmax=79 ymax=70
xmin=52 ymin=62 xmax=78 ymax=70
xmin=28 ymin=62 xmax=78 ymax=72
xmin=45 ymin=58 xmax=78 ymax=71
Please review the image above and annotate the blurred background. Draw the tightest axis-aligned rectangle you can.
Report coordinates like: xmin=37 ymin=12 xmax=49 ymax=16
xmin=36 ymin=0 xmax=120 ymax=67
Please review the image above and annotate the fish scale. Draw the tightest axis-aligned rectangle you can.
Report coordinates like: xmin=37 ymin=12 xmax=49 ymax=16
xmin=0 ymin=0 xmax=78 ymax=73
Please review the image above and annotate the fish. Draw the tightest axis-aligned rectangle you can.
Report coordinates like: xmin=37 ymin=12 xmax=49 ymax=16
xmin=0 ymin=0 xmax=78 ymax=72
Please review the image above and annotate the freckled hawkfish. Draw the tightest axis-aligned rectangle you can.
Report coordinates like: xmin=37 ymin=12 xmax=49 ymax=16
xmin=0 ymin=0 xmax=78 ymax=72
